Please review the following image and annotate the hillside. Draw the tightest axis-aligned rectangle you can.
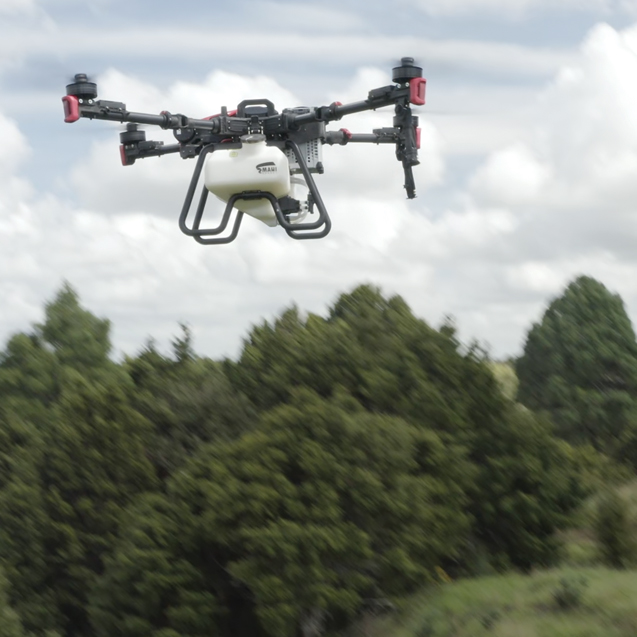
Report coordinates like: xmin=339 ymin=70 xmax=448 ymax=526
xmin=383 ymin=567 xmax=637 ymax=637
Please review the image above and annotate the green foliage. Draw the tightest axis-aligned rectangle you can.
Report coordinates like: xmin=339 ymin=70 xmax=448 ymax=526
xmin=566 ymin=444 xmax=633 ymax=497
xmin=230 ymin=285 xmax=505 ymax=443
xmin=516 ymin=276 xmax=637 ymax=456
xmin=594 ymin=488 xmax=635 ymax=568
xmin=467 ymin=405 xmax=580 ymax=572
xmin=172 ymin=389 xmax=471 ymax=637
xmin=0 ymin=333 xmax=61 ymax=424
xmin=171 ymin=323 xmax=195 ymax=364
xmin=386 ymin=568 xmax=637 ymax=637
xmin=125 ymin=339 xmax=255 ymax=478
xmin=89 ymin=494 xmax=216 ymax=637
xmin=37 ymin=282 xmax=111 ymax=371
xmin=488 ymin=361 xmax=518 ymax=401
xmin=231 ymin=285 xmax=581 ymax=578
xmin=552 ymin=575 xmax=588 ymax=610
xmin=0 ymin=568 xmax=25 ymax=637
xmin=0 ymin=409 xmax=62 ymax=635
xmin=0 ymin=283 xmax=121 ymax=427
xmin=0 ymin=282 xmax=613 ymax=637
xmin=39 ymin=371 xmax=158 ymax=635
xmin=0 ymin=369 xmax=159 ymax=635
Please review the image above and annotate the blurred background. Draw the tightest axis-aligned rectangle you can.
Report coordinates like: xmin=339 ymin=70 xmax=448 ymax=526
xmin=3 ymin=0 xmax=637 ymax=359
xmin=4 ymin=3 xmax=637 ymax=637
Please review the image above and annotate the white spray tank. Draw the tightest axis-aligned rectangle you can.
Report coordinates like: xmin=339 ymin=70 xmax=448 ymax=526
xmin=204 ymin=134 xmax=291 ymax=227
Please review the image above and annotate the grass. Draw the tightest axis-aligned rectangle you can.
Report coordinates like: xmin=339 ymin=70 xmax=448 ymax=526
xmin=380 ymin=567 xmax=637 ymax=637
xmin=350 ymin=454 xmax=637 ymax=637
xmin=561 ymin=478 xmax=637 ymax=569
xmin=558 ymin=529 xmax=600 ymax=568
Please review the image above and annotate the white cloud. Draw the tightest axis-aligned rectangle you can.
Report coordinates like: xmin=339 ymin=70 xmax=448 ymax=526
xmin=534 ymin=24 xmax=637 ymax=209
xmin=250 ymin=2 xmax=365 ymax=32
xmin=428 ymin=20 xmax=637 ymax=353
xmin=8 ymin=18 xmax=637 ymax=362
xmin=470 ymin=144 xmax=550 ymax=206
xmin=469 ymin=22 xmax=637 ymax=217
xmin=620 ymin=0 xmax=637 ymax=16
xmin=0 ymin=111 xmax=29 ymax=172
xmin=407 ymin=0 xmax=625 ymax=18
xmin=96 ymin=68 xmax=300 ymax=118
xmin=0 ymin=0 xmax=37 ymax=15
xmin=0 ymin=112 xmax=33 ymax=224
xmin=0 ymin=26 xmax=573 ymax=86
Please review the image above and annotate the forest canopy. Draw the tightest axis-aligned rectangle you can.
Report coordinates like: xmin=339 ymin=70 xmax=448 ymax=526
xmin=0 ymin=278 xmax=630 ymax=637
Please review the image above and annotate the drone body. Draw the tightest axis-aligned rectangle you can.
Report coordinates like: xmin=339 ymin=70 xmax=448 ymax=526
xmin=62 ymin=58 xmax=426 ymax=244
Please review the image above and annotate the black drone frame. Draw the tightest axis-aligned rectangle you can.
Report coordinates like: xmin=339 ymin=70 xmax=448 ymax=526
xmin=62 ymin=57 xmax=425 ymax=244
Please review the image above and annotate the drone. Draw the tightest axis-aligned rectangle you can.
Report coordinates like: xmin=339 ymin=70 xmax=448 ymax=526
xmin=62 ymin=57 xmax=425 ymax=244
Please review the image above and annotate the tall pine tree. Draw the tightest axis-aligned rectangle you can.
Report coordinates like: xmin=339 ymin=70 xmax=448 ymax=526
xmin=516 ymin=276 xmax=637 ymax=458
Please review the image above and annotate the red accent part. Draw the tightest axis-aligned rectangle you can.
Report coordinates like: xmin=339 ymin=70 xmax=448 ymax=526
xmin=62 ymin=95 xmax=80 ymax=123
xmin=339 ymin=128 xmax=352 ymax=140
xmin=416 ymin=127 xmax=421 ymax=150
xmin=409 ymin=77 xmax=426 ymax=106
xmin=334 ymin=101 xmax=343 ymax=106
xmin=119 ymin=145 xmax=131 ymax=166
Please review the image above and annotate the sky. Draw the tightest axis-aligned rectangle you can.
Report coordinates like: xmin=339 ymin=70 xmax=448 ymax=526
xmin=2 ymin=0 xmax=637 ymax=361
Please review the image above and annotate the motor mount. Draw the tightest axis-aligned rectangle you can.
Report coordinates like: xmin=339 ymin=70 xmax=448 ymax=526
xmin=66 ymin=73 xmax=98 ymax=100
xmin=392 ymin=57 xmax=423 ymax=85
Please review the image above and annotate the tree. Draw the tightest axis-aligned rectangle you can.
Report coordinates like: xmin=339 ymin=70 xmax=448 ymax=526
xmin=595 ymin=488 xmax=635 ymax=568
xmin=489 ymin=360 xmax=518 ymax=401
xmin=37 ymin=283 xmax=112 ymax=372
xmin=171 ymin=323 xmax=195 ymax=364
xmin=467 ymin=405 xmax=579 ymax=571
xmin=0 ymin=333 xmax=61 ymax=425
xmin=125 ymin=342 xmax=255 ymax=479
xmin=0 ymin=280 xmax=588 ymax=636
xmin=228 ymin=285 xmax=501 ymax=442
xmin=89 ymin=494 xmax=217 ymax=637
xmin=39 ymin=371 xmax=158 ymax=636
xmin=0 ymin=283 xmax=118 ymax=426
xmin=0 ymin=410 xmax=62 ymax=635
xmin=0 ymin=568 xmax=26 ymax=637
xmin=171 ymin=389 xmax=471 ymax=637
xmin=516 ymin=276 xmax=637 ymax=455
xmin=229 ymin=285 xmax=578 ymax=576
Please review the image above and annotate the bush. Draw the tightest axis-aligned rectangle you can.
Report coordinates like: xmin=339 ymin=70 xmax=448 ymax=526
xmin=594 ymin=488 xmax=635 ymax=568
xmin=552 ymin=575 xmax=588 ymax=610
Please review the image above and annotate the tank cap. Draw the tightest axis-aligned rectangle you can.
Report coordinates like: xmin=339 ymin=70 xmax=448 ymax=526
xmin=241 ymin=133 xmax=266 ymax=144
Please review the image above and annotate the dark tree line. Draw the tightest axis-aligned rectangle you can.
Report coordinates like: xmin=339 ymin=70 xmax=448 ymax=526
xmin=517 ymin=276 xmax=637 ymax=465
xmin=0 ymin=279 xmax=625 ymax=636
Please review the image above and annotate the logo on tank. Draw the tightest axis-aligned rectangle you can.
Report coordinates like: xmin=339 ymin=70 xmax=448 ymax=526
xmin=256 ymin=162 xmax=277 ymax=174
